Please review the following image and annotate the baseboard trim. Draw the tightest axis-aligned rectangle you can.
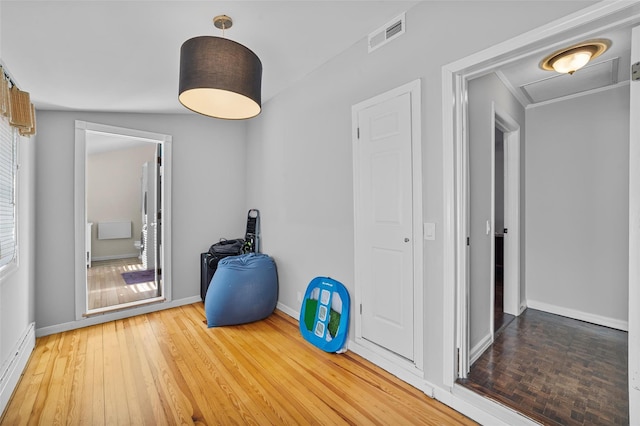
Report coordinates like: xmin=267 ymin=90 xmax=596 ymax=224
xmin=0 ymin=322 xmax=36 ymax=415
xmin=91 ymin=253 xmax=139 ymax=262
xmin=348 ymin=339 xmax=432 ymax=396
xmin=276 ymin=302 xmax=299 ymax=320
xmin=527 ymin=300 xmax=628 ymax=331
xmin=36 ymin=296 xmax=202 ymax=337
xmin=469 ymin=332 xmax=493 ymax=366
xmin=438 ymin=385 xmax=539 ymax=426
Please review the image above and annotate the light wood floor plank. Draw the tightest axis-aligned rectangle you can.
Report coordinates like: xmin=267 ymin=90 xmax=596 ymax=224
xmin=1 ymin=304 xmax=476 ymax=425
xmin=87 ymin=258 xmax=159 ymax=310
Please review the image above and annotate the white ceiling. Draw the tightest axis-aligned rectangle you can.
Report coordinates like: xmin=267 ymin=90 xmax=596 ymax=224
xmin=491 ymin=25 xmax=631 ymax=107
xmin=0 ymin=1 xmax=419 ymax=114
xmin=0 ymin=1 xmax=633 ymax=115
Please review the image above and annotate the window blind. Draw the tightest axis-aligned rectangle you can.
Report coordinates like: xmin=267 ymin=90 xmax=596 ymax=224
xmin=0 ymin=114 xmax=16 ymax=269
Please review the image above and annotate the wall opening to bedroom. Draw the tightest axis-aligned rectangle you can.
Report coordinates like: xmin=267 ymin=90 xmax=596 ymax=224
xmin=74 ymin=121 xmax=172 ymax=317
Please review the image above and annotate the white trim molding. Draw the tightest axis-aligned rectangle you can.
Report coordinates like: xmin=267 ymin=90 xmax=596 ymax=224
xmin=0 ymin=322 xmax=35 ymax=414
xmin=527 ymin=300 xmax=628 ymax=331
xmin=36 ymin=296 xmax=201 ymax=338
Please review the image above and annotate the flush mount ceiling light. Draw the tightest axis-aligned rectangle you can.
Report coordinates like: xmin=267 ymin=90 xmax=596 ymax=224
xmin=179 ymin=15 xmax=262 ymax=120
xmin=540 ymin=39 xmax=610 ymax=75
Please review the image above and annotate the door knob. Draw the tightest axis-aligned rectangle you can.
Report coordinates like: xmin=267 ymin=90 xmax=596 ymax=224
xmin=404 ymin=237 xmax=410 ymax=242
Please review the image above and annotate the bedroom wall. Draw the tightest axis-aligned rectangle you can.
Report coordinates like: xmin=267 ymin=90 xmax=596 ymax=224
xmin=0 ymin=0 xmax=37 ymax=405
xmin=245 ymin=0 xmax=594 ymax=390
xmin=88 ymin=143 xmax=157 ymax=260
xmin=35 ymin=111 xmax=247 ymax=330
xmin=0 ymin=130 xmax=36 ymax=414
xmin=525 ymin=84 xmax=630 ymax=328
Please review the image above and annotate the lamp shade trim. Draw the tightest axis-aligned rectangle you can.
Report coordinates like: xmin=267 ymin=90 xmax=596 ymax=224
xmin=179 ymin=36 xmax=262 ymax=120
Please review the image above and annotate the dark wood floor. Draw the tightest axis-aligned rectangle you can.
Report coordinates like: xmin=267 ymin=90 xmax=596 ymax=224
xmin=494 ymin=267 xmax=515 ymax=334
xmin=458 ymin=309 xmax=628 ymax=425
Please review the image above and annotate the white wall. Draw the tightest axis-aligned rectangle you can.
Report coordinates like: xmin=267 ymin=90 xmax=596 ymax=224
xmin=525 ymin=85 xmax=630 ymax=328
xmin=88 ymin=144 xmax=156 ymax=260
xmin=0 ymin=0 xmax=37 ymax=407
xmin=35 ymin=111 xmax=247 ymax=329
xmin=0 ymin=130 xmax=36 ymax=413
xmin=246 ymin=0 xmax=593 ymax=389
xmin=467 ymin=73 xmax=526 ymax=350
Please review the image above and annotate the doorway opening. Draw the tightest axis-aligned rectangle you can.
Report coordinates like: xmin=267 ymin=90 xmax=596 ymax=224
xmin=443 ymin=3 xmax=640 ymax=424
xmin=491 ymin=106 xmax=521 ymax=338
xmin=74 ymin=121 xmax=172 ymax=318
xmin=493 ymin=128 xmax=514 ymax=334
xmin=85 ymin=135 xmax=161 ymax=311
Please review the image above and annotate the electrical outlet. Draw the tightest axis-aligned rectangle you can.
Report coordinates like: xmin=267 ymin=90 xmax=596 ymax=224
xmin=296 ymin=292 xmax=302 ymax=303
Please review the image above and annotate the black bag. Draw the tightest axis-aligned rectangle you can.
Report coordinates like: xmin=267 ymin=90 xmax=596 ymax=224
xmin=208 ymin=238 xmax=244 ymax=258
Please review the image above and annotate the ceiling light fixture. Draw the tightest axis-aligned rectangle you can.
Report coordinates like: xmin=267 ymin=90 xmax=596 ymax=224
xmin=179 ymin=15 xmax=262 ymax=120
xmin=540 ymin=39 xmax=610 ymax=75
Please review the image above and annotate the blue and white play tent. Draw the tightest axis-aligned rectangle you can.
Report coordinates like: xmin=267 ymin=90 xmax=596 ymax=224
xmin=299 ymin=276 xmax=350 ymax=353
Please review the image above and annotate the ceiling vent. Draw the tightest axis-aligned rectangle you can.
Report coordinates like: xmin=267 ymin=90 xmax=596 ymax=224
xmin=368 ymin=13 xmax=406 ymax=53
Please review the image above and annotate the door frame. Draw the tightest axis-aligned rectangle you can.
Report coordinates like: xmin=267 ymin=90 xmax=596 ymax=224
xmin=493 ymin=103 xmax=521 ymax=319
xmin=351 ymin=79 xmax=424 ymax=376
xmin=74 ymin=121 xmax=173 ymax=320
xmin=441 ymin=0 xmax=640 ymax=397
xmin=629 ymin=23 xmax=640 ymax=422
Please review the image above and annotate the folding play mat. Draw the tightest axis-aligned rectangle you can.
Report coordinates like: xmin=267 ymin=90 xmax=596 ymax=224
xmin=299 ymin=276 xmax=350 ymax=353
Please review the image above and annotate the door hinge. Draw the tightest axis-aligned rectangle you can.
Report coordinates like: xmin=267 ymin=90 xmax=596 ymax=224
xmin=466 ymin=237 xmax=470 ymax=246
xmin=360 ymin=304 xmax=362 ymax=315
xmin=633 ymin=62 xmax=640 ymax=82
xmin=357 ymin=127 xmax=360 ymax=139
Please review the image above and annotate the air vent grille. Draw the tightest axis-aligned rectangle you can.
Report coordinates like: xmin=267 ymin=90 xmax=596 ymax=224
xmin=368 ymin=13 xmax=406 ymax=53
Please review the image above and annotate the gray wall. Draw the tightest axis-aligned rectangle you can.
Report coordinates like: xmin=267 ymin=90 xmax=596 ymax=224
xmin=467 ymin=73 xmax=526 ymax=350
xmin=35 ymin=111 xmax=247 ymax=329
xmin=245 ymin=1 xmax=591 ymax=388
xmin=525 ymin=85 xmax=630 ymax=324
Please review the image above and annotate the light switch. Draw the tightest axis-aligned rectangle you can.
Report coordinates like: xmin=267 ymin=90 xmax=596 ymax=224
xmin=424 ymin=222 xmax=436 ymax=241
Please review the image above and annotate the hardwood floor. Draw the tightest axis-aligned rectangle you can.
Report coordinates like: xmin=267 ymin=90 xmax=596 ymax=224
xmin=458 ymin=309 xmax=628 ymax=425
xmin=1 ymin=304 xmax=475 ymax=425
xmin=494 ymin=267 xmax=514 ymax=334
xmin=87 ymin=257 xmax=159 ymax=310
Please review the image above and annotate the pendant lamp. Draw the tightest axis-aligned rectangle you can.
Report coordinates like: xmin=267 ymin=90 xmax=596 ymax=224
xmin=179 ymin=15 xmax=262 ymax=120
xmin=540 ymin=39 xmax=610 ymax=75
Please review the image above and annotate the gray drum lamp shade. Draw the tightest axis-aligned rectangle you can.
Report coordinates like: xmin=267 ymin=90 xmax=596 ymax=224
xmin=179 ymin=36 xmax=262 ymax=120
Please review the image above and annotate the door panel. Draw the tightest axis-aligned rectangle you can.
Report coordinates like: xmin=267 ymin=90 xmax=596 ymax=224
xmin=356 ymin=92 xmax=414 ymax=360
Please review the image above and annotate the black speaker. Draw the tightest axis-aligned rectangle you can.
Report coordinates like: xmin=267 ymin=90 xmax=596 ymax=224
xmin=200 ymin=252 xmax=237 ymax=301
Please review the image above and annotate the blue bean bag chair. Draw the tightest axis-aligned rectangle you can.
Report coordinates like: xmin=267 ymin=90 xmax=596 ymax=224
xmin=205 ymin=253 xmax=278 ymax=327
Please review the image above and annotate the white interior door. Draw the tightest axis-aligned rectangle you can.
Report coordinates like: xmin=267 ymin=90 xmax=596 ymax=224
xmin=495 ymin=108 xmax=521 ymax=317
xmin=628 ymin=24 xmax=640 ymax=424
xmin=354 ymin=91 xmax=414 ymax=361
